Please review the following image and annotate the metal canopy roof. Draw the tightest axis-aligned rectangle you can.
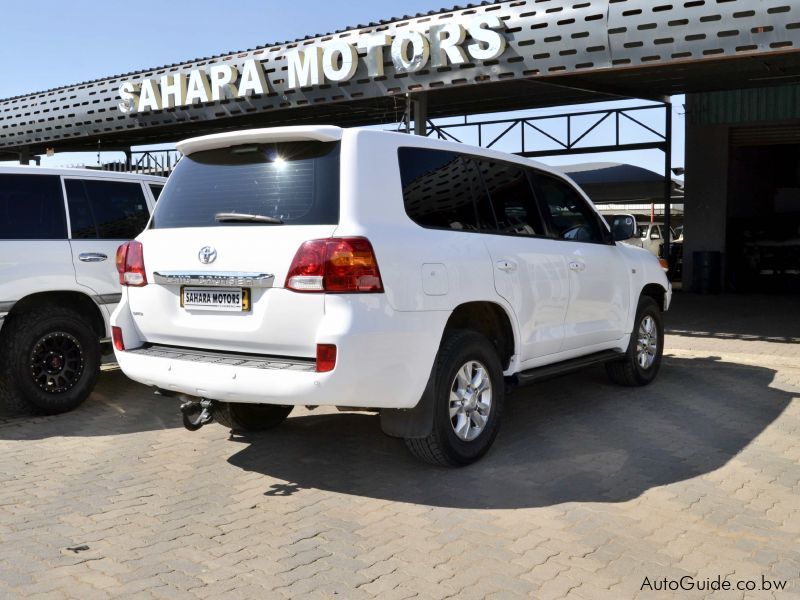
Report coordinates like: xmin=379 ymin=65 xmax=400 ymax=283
xmin=561 ymin=162 xmax=684 ymax=204
xmin=1 ymin=0 xmax=799 ymax=160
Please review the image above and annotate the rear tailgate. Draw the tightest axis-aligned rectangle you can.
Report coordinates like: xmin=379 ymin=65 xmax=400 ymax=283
xmin=128 ymin=226 xmax=335 ymax=356
xmin=125 ymin=138 xmax=341 ymax=357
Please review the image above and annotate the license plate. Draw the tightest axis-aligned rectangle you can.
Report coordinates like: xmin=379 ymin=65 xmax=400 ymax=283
xmin=181 ymin=287 xmax=250 ymax=311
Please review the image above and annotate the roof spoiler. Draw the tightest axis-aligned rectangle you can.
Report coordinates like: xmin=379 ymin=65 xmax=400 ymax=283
xmin=177 ymin=126 xmax=343 ymax=156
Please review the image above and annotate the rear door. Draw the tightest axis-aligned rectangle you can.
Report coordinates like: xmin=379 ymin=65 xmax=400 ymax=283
xmin=126 ymin=140 xmax=340 ymax=356
xmin=64 ymin=177 xmax=152 ymax=318
xmin=0 ymin=173 xmax=73 ymax=311
xmin=532 ymin=171 xmax=630 ymax=351
xmin=469 ymin=157 xmax=570 ymax=361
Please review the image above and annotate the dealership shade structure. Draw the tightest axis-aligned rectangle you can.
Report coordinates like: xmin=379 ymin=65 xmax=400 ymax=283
xmin=1 ymin=0 xmax=799 ymax=158
xmin=1 ymin=0 xmax=800 ymax=266
xmin=562 ymin=162 xmax=684 ymax=205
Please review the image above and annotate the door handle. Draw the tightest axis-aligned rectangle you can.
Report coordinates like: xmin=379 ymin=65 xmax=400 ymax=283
xmin=569 ymin=260 xmax=585 ymax=272
xmin=78 ymin=252 xmax=108 ymax=263
xmin=496 ymin=259 xmax=517 ymax=273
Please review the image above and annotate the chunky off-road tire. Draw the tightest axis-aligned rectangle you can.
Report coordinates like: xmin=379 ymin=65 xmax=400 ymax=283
xmin=405 ymin=330 xmax=504 ymax=467
xmin=214 ymin=402 xmax=293 ymax=432
xmin=0 ymin=306 xmax=100 ymax=415
xmin=605 ymin=296 xmax=664 ymax=387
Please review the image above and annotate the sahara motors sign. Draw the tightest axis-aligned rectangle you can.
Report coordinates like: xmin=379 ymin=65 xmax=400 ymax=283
xmin=118 ymin=15 xmax=506 ymax=114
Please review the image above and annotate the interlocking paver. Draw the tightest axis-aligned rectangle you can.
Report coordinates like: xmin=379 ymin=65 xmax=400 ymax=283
xmin=0 ymin=293 xmax=798 ymax=598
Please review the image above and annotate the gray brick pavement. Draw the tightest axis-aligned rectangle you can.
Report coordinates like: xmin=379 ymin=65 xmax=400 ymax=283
xmin=0 ymin=293 xmax=798 ymax=598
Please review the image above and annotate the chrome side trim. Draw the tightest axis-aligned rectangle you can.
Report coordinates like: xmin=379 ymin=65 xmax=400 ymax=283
xmin=153 ymin=271 xmax=275 ymax=288
xmin=127 ymin=344 xmax=314 ymax=371
xmin=94 ymin=293 xmax=123 ymax=305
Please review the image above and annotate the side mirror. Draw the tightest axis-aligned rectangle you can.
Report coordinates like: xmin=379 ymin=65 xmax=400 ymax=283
xmin=611 ymin=215 xmax=636 ymax=242
xmin=650 ymin=231 xmax=661 ymax=240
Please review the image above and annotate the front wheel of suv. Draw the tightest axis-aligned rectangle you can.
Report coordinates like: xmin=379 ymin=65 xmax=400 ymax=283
xmin=214 ymin=402 xmax=293 ymax=432
xmin=0 ymin=306 xmax=100 ymax=415
xmin=405 ymin=330 xmax=504 ymax=467
xmin=605 ymin=296 xmax=664 ymax=386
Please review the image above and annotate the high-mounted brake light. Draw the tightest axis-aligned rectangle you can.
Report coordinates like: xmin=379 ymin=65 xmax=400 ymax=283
xmin=116 ymin=240 xmax=147 ymax=287
xmin=285 ymin=237 xmax=383 ymax=293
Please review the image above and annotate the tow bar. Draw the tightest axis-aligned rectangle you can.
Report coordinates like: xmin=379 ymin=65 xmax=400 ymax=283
xmin=180 ymin=399 xmax=215 ymax=431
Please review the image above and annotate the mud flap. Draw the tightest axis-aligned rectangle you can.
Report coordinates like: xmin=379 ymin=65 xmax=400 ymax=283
xmin=379 ymin=363 xmax=436 ymax=439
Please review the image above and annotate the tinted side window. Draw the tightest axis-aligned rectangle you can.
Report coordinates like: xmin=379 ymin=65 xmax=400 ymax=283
xmin=65 ymin=180 xmax=149 ymax=240
xmin=533 ymin=173 xmax=604 ymax=243
xmin=473 ymin=160 xmax=544 ymax=236
xmin=399 ymin=148 xmax=484 ymax=231
xmin=0 ymin=174 xmax=66 ymax=240
xmin=149 ymin=184 xmax=163 ymax=201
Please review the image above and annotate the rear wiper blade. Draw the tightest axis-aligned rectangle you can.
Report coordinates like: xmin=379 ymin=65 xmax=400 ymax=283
xmin=214 ymin=212 xmax=284 ymax=224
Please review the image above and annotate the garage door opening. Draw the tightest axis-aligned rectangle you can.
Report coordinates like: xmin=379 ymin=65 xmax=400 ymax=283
xmin=726 ymin=143 xmax=800 ymax=293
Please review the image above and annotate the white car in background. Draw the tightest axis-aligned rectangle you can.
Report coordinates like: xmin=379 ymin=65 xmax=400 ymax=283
xmin=638 ymin=222 xmax=677 ymax=258
xmin=111 ymin=126 xmax=670 ymax=466
xmin=0 ymin=166 xmax=164 ymax=414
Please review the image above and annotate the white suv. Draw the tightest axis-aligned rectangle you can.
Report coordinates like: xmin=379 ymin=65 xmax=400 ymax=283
xmin=0 ymin=166 xmax=164 ymax=414
xmin=112 ymin=126 xmax=670 ymax=466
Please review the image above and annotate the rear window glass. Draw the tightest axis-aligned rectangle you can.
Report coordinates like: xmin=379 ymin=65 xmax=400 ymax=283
xmin=0 ymin=174 xmax=67 ymax=240
xmin=151 ymin=142 xmax=339 ymax=229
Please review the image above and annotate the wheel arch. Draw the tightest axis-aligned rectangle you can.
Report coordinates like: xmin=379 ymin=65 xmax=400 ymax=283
xmin=5 ymin=291 xmax=106 ymax=339
xmin=640 ymin=283 xmax=667 ymax=312
xmin=442 ymin=301 xmax=516 ymax=370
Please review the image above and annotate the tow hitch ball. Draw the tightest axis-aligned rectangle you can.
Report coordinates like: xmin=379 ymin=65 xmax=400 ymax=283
xmin=180 ymin=399 xmax=214 ymax=431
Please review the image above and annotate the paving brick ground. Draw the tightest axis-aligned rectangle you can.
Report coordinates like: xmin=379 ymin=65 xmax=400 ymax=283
xmin=0 ymin=293 xmax=798 ymax=599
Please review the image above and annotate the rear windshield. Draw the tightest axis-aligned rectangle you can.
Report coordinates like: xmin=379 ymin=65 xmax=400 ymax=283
xmin=150 ymin=141 xmax=339 ymax=229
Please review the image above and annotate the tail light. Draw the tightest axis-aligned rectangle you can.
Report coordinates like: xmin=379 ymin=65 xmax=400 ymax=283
xmin=285 ymin=237 xmax=383 ymax=293
xmin=316 ymin=344 xmax=337 ymax=372
xmin=112 ymin=326 xmax=125 ymax=351
xmin=116 ymin=240 xmax=147 ymax=286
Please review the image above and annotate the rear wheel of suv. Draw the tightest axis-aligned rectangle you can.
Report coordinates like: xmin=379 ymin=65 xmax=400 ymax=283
xmin=214 ymin=402 xmax=293 ymax=432
xmin=605 ymin=296 xmax=663 ymax=386
xmin=0 ymin=306 xmax=100 ymax=415
xmin=405 ymin=330 xmax=504 ymax=467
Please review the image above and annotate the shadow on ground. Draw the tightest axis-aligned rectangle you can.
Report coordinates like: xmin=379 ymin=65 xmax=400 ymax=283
xmin=0 ymin=369 xmax=180 ymax=438
xmin=665 ymin=292 xmax=800 ymax=343
xmin=227 ymin=356 xmax=794 ymax=509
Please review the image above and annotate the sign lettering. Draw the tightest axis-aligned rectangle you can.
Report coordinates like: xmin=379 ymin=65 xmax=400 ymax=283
xmin=118 ymin=15 xmax=506 ymax=114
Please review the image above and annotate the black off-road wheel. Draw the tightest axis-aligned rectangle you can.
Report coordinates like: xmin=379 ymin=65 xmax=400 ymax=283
xmin=605 ymin=296 xmax=664 ymax=387
xmin=214 ymin=402 xmax=293 ymax=432
xmin=405 ymin=330 xmax=504 ymax=467
xmin=0 ymin=306 xmax=100 ymax=415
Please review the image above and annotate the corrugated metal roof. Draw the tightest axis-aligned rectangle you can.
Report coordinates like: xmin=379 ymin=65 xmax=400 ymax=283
xmin=689 ymin=84 xmax=800 ymax=125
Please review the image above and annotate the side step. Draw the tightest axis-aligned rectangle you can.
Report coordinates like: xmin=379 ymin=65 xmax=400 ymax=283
xmin=512 ymin=349 xmax=624 ymax=386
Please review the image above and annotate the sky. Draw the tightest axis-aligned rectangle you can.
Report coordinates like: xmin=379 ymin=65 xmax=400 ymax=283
xmin=0 ymin=0 xmax=684 ymax=175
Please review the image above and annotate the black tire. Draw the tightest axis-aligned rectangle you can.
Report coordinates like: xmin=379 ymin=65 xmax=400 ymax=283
xmin=0 ymin=306 xmax=100 ymax=415
xmin=605 ymin=296 xmax=664 ymax=387
xmin=214 ymin=402 xmax=293 ymax=432
xmin=405 ymin=330 xmax=504 ymax=467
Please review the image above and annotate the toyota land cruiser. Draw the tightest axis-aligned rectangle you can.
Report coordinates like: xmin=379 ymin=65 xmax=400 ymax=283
xmin=111 ymin=126 xmax=670 ymax=466
xmin=0 ymin=166 xmax=164 ymax=414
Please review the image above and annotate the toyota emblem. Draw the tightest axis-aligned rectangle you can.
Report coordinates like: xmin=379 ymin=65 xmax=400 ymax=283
xmin=198 ymin=246 xmax=217 ymax=264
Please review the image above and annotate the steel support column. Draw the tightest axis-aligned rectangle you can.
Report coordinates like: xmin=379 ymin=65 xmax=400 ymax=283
xmin=413 ymin=93 xmax=428 ymax=136
xmin=663 ymin=100 xmax=672 ymax=270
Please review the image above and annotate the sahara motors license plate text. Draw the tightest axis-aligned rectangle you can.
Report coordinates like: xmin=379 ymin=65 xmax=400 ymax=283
xmin=181 ymin=287 xmax=250 ymax=311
